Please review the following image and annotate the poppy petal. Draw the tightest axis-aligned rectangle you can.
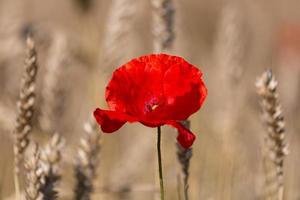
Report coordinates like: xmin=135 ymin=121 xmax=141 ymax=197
xmin=93 ymin=108 xmax=134 ymax=133
xmin=105 ymin=56 xmax=165 ymax=116
xmin=167 ymin=121 xmax=196 ymax=149
xmin=162 ymin=61 xmax=207 ymax=120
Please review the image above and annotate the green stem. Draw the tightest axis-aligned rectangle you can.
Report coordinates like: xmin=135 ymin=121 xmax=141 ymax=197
xmin=157 ymin=126 xmax=164 ymax=200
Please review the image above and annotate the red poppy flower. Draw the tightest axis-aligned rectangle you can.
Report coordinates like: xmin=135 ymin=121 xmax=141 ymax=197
xmin=94 ymin=54 xmax=207 ymax=148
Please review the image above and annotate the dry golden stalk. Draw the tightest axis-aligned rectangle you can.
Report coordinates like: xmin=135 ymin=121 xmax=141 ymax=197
xmin=39 ymin=33 xmax=68 ymax=133
xmin=151 ymin=0 xmax=175 ymax=52
xmin=256 ymin=70 xmax=289 ymax=200
xmin=14 ymin=36 xmax=38 ymax=174
xmin=214 ymin=4 xmax=244 ymax=199
xmin=176 ymin=120 xmax=192 ymax=200
xmin=74 ymin=120 xmax=101 ymax=200
xmin=102 ymin=0 xmax=137 ymax=70
xmin=40 ymin=133 xmax=64 ymax=200
xmin=24 ymin=144 xmax=43 ymax=200
xmin=215 ymin=3 xmax=244 ymax=85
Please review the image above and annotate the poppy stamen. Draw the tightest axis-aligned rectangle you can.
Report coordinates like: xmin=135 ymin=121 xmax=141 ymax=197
xmin=151 ymin=104 xmax=159 ymax=110
xmin=145 ymin=103 xmax=159 ymax=113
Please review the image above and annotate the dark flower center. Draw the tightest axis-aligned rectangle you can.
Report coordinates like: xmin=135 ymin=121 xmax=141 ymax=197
xmin=144 ymin=97 xmax=160 ymax=113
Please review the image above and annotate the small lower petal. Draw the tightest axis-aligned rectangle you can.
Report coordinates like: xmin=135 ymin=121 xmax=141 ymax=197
xmin=167 ymin=121 xmax=196 ymax=148
xmin=93 ymin=108 xmax=130 ymax=133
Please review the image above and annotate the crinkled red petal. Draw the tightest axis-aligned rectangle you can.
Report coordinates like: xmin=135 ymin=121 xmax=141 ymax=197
xmin=167 ymin=121 xmax=196 ymax=149
xmin=105 ymin=56 xmax=164 ymax=116
xmin=105 ymin=54 xmax=207 ymax=125
xmin=93 ymin=108 xmax=135 ymax=133
xmin=162 ymin=61 xmax=207 ymax=120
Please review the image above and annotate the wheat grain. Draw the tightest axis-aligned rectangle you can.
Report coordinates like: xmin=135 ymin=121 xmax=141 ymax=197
xmin=24 ymin=144 xmax=43 ymax=200
xmin=40 ymin=133 xmax=64 ymax=200
xmin=256 ymin=69 xmax=289 ymax=200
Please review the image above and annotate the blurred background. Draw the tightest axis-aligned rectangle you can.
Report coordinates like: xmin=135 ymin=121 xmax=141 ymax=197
xmin=0 ymin=0 xmax=300 ymax=199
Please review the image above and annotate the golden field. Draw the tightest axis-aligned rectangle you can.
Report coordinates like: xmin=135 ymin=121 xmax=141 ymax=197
xmin=0 ymin=0 xmax=300 ymax=199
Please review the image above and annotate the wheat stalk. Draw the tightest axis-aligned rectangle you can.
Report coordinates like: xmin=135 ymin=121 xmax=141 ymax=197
xmin=151 ymin=0 xmax=175 ymax=52
xmin=101 ymin=0 xmax=137 ymax=71
xmin=214 ymin=4 xmax=245 ymax=199
xmin=256 ymin=69 xmax=289 ymax=200
xmin=24 ymin=144 xmax=43 ymax=200
xmin=215 ymin=3 xmax=244 ymax=86
xmin=74 ymin=120 xmax=101 ymax=200
xmin=176 ymin=120 xmax=192 ymax=200
xmin=39 ymin=32 xmax=68 ymax=133
xmin=40 ymin=133 xmax=64 ymax=200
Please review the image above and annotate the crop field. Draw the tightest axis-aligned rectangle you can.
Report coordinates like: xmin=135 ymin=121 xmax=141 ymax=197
xmin=0 ymin=0 xmax=300 ymax=200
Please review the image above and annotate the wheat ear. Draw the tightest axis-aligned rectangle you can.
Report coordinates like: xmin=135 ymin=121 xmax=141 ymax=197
xmin=176 ymin=120 xmax=192 ymax=200
xmin=256 ymin=69 xmax=289 ymax=200
xmin=40 ymin=133 xmax=64 ymax=200
xmin=74 ymin=120 xmax=101 ymax=200
xmin=14 ymin=36 xmax=38 ymax=199
xmin=24 ymin=144 xmax=43 ymax=200
xmin=14 ymin=36 xmax=38 ymax=173
xmin=151 ymin=0 xmax=175 ymax=52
